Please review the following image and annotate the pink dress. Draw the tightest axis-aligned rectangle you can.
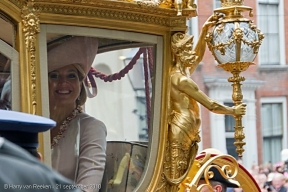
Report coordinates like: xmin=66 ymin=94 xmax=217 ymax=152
xmin=52 ymin=112 xmax=107 ymax=192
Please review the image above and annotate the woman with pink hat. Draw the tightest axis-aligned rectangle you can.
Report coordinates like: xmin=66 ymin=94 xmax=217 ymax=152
xmin=48 ymin=36 xmax=106 ymax=191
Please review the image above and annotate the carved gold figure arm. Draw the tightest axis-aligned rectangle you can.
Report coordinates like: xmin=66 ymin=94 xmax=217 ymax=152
xmin=173 ymin=74 xmax=246 ymax=116
xmin=188 ymin=14 xmax=223 ymax=74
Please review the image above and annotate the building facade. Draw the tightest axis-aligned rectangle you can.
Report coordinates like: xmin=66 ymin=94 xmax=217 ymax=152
xmin=189 ymin=0 xmax=288 ymax=169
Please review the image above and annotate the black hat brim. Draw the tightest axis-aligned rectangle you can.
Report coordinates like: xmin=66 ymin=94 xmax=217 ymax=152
xmin=200 ymin=167 xmax=240 ymax=188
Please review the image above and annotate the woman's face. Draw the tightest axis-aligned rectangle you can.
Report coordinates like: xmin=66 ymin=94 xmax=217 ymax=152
xmin=48 ymin=65 xmax=82 ymax=110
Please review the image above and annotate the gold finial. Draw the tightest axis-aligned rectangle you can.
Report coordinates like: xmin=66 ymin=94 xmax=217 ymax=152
xmin=221 ymin=0 xmax=244 ymax=7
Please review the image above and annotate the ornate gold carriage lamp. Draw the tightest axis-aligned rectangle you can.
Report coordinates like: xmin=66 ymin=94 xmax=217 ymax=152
xmin=205 ymin=0 xmax=264 ymax=157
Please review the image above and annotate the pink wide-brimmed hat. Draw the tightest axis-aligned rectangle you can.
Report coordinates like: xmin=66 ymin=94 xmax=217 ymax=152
xmin=48 ymin=36 xmax=98 ymax=98
xmin=48 ymin=36 xmax=98 ymax=74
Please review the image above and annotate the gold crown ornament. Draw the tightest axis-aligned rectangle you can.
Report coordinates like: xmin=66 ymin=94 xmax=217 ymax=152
xmin=214 ymin=0 xmax=253 ymax=20
xmin=220 ymin=0 xmax=244 ymax=7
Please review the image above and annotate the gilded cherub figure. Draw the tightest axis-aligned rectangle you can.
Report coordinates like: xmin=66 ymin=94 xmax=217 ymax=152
xmin=161 ymin=14 xmax=246 ymax=191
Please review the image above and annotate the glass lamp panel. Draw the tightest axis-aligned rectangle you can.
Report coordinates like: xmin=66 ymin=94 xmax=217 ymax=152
xmin=239 ymin=22 xmax=258 ymax=62
xmin=212 ymin=23 xmax=236 ymax=63
xmin=212 ymin=22 xmax=258 ymax=64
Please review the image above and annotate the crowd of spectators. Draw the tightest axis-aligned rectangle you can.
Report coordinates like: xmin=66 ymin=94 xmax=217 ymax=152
xmin=244 ymin=161 xmax=288 ymax=192
xmin=223 ymin=158 xmax=288 ymax=192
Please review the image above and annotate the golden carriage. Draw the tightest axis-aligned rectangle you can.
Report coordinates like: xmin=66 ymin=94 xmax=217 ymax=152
xmin=0 ymin=0 xmax=263 ymax=191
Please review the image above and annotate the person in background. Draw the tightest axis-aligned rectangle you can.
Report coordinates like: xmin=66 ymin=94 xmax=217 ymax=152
xmin=0 ymin=109 xmax=80 ymax=192
xmin=269 ymin=172 xmax=287 ymax=192
xmin=257 ymin=173 xmax=268 ymax=192
xmin=48 ymin=36 xmax=106 ymax=192
xmin=283 ymin=178 xmax=288 ymax=190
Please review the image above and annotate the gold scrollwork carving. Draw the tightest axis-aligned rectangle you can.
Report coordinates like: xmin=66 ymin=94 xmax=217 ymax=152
xmin=21 ymin=0 xmax=40 ymax=114
xmin=169 ymin=17 xmax=186 ymax=26
xmin=181 ymin=151 xmax=240 ymax=192
xmin=34 ymin=4 xmax=171 ymax=26
xmin=247 ymin=22 xmax=265 ymax=54
xmin=179 ymin=148 xmax=261 ymax=191
xmin=29 ymin=0 xmax=196 ymax=26
xmin=8 ymin=0 xmax=25 ymax=8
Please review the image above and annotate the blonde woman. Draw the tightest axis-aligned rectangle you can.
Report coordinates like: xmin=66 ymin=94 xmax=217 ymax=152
xmin=48 ymin=36 xmax=106 ymax=192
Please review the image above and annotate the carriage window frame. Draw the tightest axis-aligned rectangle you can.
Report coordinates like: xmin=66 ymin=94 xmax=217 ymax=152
xmin=0 ymin=38 xmax=20 ymax=111
xmin=38 ymin=24 xmax=164 ymax=190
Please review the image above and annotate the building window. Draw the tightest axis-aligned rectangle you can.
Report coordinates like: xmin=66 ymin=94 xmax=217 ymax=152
xmin=226 ymin=138 xmax=238 ymax=159
xmin=214 ymin=0 xmax=221 ymax=8
xmin=224 ymin=102 xmax=235 ymax=132
xmin=258 ymin=0 xmax=280 ymax=65
xmin=224 ymin=103 xmax=238 ymax=158
xmin=225 ymin=102 xmax=237 ymax=158
xmin=133 ymin=96 xmax=148 ymax=141
xmin=261 ymin=102 xmax=283 ymax=164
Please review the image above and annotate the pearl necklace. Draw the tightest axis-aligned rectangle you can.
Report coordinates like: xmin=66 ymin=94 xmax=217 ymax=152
xmin=51 ymin=106 xmax=82 ymax=148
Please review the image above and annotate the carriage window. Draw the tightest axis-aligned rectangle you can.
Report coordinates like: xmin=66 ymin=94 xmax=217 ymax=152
xmin=0 ymin=15 xmax=17 ymax=111
xmin=46 ymin=34 xmax=154 ymax=143
xmin=89 ymin=46 xmax=153 ymax=191
xmin=41 ymin=25 xmax=162 ymax=192
xmin=89 ymin=46 xmax=153 ymax=143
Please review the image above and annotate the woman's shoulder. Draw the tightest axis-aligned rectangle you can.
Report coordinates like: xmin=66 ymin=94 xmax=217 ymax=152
xmin=77 ymin=113 xmax=107 ymax=148
xmin=77 ymin=112 xmax=106 ymax=129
